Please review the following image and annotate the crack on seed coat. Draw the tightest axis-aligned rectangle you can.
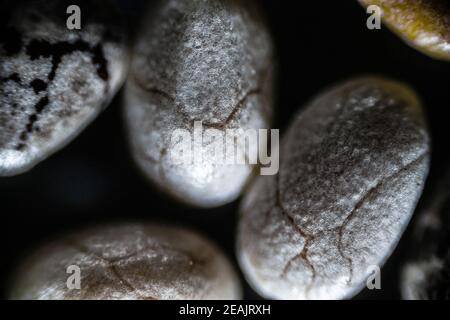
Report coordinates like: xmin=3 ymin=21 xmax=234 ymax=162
xmin=135 ymin=77 xmax=262 ymax=130
xmin=336 ymin=151 xmax=429 ymax=284
xmin=275 ymin=150 xmax=428 ymax=292
xmin=275 ymin=173 xmax=317 ymax=294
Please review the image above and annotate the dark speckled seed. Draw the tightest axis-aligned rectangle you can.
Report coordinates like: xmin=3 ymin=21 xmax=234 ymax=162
xmin=0 ymin=0 xmax=129 ymax=176
xmin=237 ymin=77 xmax=430 ymax=300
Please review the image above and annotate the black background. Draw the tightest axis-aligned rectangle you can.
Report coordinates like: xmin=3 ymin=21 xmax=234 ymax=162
xmin=1 ymin=0 xmax=449 ymax=300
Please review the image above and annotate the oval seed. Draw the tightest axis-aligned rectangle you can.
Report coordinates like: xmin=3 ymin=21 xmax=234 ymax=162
xmin=124 ymin=0 xmax=274 ymax=208
xmin=237 ymin=77 xmax=430 ymax=300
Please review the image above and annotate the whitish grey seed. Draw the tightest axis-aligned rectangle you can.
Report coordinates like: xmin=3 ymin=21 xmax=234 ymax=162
xmin=124 ymin=0 xmax=274 ymax=208
xmin=401 ymin=169 xmax=450 ymax=300
xmin=9 ymin=223 xmax=242 ymax=300
xmin=237 ymin=77 xmax=430 ymax=300
xmin=0 ymin=0 xmax=129 ymax=176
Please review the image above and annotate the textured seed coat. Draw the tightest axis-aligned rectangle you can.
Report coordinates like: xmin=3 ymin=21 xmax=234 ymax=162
xmin=124 ymin=0 xmax=274 ymax=207
xmin=237 ymin=77 xmax=430 ymax=300
xmin=9 ymin=224 xmax=242 ymax=300
xmin=0 ymin=0 xmax=129 ymax=176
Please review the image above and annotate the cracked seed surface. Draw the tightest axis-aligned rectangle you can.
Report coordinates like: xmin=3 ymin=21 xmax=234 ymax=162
xmin=0 ymin=0 xmax=129 ymax=176
xmin=124 ymin=0 xmax=274 ymax=208
xmin=237 ymin=77 xmax=430 ymax=300
xmin=401 ymin=169 xmax=450 ymax=300
xmin=9 ymin=223 xmax=242 ymax=300
xmin=359 ymin=0 xmax=450 ymax=61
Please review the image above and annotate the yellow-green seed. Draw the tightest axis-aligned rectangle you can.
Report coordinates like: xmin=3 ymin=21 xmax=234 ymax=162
xmin=359 ymin=0 xmax=450 ymax=61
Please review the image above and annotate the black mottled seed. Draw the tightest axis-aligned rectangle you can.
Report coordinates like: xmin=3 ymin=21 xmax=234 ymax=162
xmin=30 ymin=79 xmax=47 ymax=94
xmin=0 ymin=0 xmax=129 ymax=176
